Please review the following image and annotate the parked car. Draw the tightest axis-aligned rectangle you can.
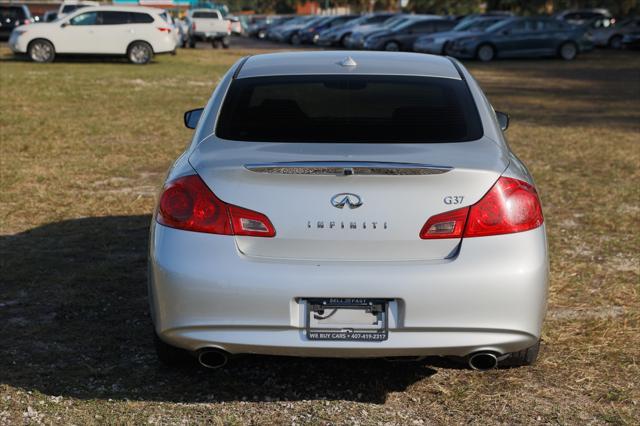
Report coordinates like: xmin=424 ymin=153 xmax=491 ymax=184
xmin=0 ymin=4 xmax=32 ymax=40
xmin=266 ymin=16 xmax=309 ymax=40
xmin=555 ymin=8 xmax=611 ymax=26
xmin=185 ymin=8 xmax=231 ymax=48
xmin=160 ymin=12 xmax=183 ymax=50
xmin=622 ymin=30 xmax=640 ymax=49
xmin=344 ymin=14 xmax=414 ymax=49
xmin=588 ymin=17 xmax=640 ymax=49
xmin=363 ymin=16 xmax=456 ymax=51
xmin=9 ymin=6 xmax=176 ymax=64
xmin=294 ymin=14 xmax=358 ymax=45
xmin=57 ymin=0 xmax=99 ymax=19
xmin=414 ymin=16 xmax=508 ymax=55
xmin=446 ymin=17 xmax=591 ymax=61
xmin=315 ymin=13 xmax=395 ymax=47
xmin=228 ymin=15 xmax=242 ymax=35
xmin=151 ymin=51 xmax=547 ymax=371
xmin=247 ymin=16 xmax=291 ymax=39
xmin=272 ymin=15 xmax=320 ymax=43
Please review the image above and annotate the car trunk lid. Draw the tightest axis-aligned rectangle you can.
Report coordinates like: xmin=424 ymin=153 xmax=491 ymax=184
xmin=189 ymin=138 xmax=508 ymax=261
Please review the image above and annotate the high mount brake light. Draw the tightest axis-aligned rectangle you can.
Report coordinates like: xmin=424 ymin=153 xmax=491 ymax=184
xmin=157 ymin=174 xmax=275 ymax=237
xmin=420 ymin=177 xmax=543 ymax=239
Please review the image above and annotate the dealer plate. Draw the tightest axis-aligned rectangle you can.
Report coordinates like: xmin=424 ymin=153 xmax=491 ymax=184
xmin=305 ymin=298 xmax=388 ymax=342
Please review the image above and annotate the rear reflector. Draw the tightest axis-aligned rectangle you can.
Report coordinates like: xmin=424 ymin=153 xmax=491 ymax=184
xmin=157 ymin=27 xmax=172 ymax=33
xmin=157 ymin=174 xmax=275 ymax=237
xmin=420 ymin=176 xmax=543 ymax=239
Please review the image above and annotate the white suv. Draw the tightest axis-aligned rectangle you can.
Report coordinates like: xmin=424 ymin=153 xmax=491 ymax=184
xmin=9 ymin=6 xmax=176 ymax=64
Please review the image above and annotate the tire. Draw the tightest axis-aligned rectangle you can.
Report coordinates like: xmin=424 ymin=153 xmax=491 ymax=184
xmin=476 ymin=43 xmax=495 ymax=62
xmin=558 ymin=41 xmax=577 ymax=60
xmin=257 ymin=29 xmax=266 ymax=39
xmin=28 ymin=39 xmax=55 ymax=63
xmin=221 ymin=36 xmax=230 ymax=49
xmin=211 ymin=39 xmax=220 ymax=49
xmin=127 ymin=41 xmax=153 ymax=65
xmin=340 ymin=33 xmax=350 ymax=47
xmin=441 ymin=41 xmax=449 ymax=55
xmin=384 ymin=41 xmax=400 ymax=51
xmin=290 ymin=33 xmax=301 ymax=45
xmin=504 ymin=340 xmax=541 ymax=367
xmin=608 ymin=35 xmax=622 ymax=49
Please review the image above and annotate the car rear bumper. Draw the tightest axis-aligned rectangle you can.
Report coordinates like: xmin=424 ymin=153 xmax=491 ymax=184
xmin=149 ymin=223 xmax=548 ymax=357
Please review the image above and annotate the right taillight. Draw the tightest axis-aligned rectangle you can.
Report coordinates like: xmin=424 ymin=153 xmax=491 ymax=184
xmin=420 ymin=176 xmax=543 ymax=239
xmin=464 ymin=176 xmax=543 ymax=237
xmin=157 ymin=174 xmax=275 ymax=237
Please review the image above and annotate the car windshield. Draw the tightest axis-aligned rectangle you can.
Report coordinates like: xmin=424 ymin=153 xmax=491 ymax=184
xmin=485 ymin=19 xmax=514 ymax=33
xmin=382 ymin=15 xmax=407 ymax=27
xmin=455 ymin=18 xmax=502 ymax=31
xmin=216 ymin=75 xmax=483 ymax=143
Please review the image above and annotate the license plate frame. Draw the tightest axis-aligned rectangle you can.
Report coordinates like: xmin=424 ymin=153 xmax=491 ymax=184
xmin=305 ymin=298 xmax=388 ymax=342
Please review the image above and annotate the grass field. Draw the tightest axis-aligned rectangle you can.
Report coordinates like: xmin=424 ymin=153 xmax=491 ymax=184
xmin=1 ymin=44 xmax=639 ymax=424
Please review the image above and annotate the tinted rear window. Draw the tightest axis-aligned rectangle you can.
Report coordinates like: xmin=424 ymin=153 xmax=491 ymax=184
xmin=193 ymin=12 xmax=219 ymax=19
xmin=216 ymin=75 xmax=483 ymax=143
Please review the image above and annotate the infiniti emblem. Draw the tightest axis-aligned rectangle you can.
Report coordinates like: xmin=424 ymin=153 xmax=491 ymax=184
xmin=331 ymin=193 xmax=363 ymax=209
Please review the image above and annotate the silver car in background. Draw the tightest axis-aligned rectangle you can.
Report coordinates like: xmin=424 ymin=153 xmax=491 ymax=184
xmin=149 ymin=51 xmax=548 ymax=371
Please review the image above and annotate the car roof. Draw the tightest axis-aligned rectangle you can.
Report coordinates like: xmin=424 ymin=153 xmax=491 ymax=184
xmin=236 ymin=51 xmax=461 ymax=80
xmin=73 ymin=5 xmax=163 ymax=14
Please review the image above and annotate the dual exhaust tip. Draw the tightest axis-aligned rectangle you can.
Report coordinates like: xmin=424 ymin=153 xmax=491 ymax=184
xmin=197 ymin=348 xmax=229 ymax=369
xmin=467 ymin=352 xmax=499 ymax=371
xmin=196 ymin=349 xmax=499 ymax=371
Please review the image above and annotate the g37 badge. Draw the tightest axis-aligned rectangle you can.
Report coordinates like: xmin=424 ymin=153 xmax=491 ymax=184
xmin=444 ymin=195 xmax=464 ymax=205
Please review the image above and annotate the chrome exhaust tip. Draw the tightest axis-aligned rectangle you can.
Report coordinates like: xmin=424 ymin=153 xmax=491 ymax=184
xmin=468 ymin=352 xmax=499 ymax=371
xmin=197 ymin=349 xmax=229 ymax=369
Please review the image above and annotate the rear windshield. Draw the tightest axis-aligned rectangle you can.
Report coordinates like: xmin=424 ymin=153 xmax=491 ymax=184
xmin=193 ymin=11 xmax=219 ymax=19
xmin=216 ymin=75 xmax=483 ymax=143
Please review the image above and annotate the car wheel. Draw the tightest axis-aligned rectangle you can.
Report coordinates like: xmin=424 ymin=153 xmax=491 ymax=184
xmin=608 ymin=35 xmax=623 ymax=49
xmin=558 ymin=41 xmax=577 ymax=60
xmin=257 ymin=29 xmax=266 ymax=39
xmin=211 ymin=39 xmax=221 ymax=49
xmin=221 ymin=36 xmax=230 ymax=49
xmin=290 ymin=33 xmax=301 ymax=45
xmin=154 ymin=331 xmax=188 ymax=367
xmin=384 ymin=41 xmax=400 ymax=51
xmin=476 ymin=44 xmax=495 ymax=62
xmin=28 ymin=39 xmax=55 ymax=63
xmin=340 ymin=33 xmax=350 ymax=47
xmin=441 ymin=41 xmax=450 ymax=55
xmin=127 ymin=41 xmax=153 ymax=65
xmin=503 ymin=340 xmax=541 ymax=367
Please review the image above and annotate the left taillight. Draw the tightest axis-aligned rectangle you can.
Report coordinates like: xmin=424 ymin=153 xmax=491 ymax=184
xmin=157 ymin=27 xmax=172 ymax=33
xmin=157 ymin=174 xmax=275 ymax=237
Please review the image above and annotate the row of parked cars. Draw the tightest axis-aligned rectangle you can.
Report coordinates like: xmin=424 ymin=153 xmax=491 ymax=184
xmin=248 ymin=9 xmax=639 ymax=61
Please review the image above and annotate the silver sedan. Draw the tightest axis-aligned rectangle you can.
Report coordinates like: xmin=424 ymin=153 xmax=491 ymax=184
xmin=148 ymin=51 xmax=548 ymax=371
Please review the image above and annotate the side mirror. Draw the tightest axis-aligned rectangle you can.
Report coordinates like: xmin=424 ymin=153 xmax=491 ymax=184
xmin=496 ymin=111 xmax=510 ymax=131
xmin=184 ymin=108 xmax=204 ymax=129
